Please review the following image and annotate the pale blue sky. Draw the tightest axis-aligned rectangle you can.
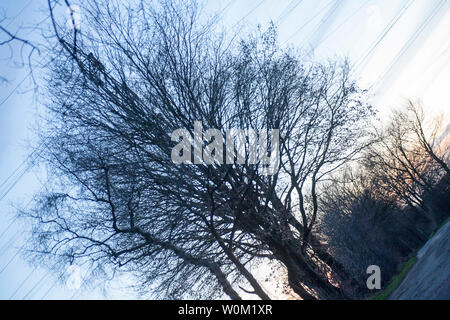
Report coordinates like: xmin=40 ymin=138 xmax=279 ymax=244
xmin=0 ymin=0 xmax=449 ymax=299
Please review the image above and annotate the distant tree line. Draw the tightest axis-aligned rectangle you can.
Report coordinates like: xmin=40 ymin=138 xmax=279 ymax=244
xmin=319 ymin=102 xmax=450 ymax=296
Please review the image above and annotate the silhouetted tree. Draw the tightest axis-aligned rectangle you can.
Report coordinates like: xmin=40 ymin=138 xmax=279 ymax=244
xmin=318 ymin=102 xmax=450 ymax=297
xmin=22 ymin=0 xmax=374 ymax=299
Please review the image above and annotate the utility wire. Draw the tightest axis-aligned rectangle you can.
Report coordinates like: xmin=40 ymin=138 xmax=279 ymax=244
xmin=0 ymin=145 xmax=41 ymax=202
xmin=419 ymin=42 xmax=450 ymax=93
xmin=0 ymin=158 xmax=35 ymax=201
xmin=9 ymin=268 xmax=36 ymax=299
xmin=0 ymin=72 xmax=32 ymax=110
xmin=306 ymin=0 xmax=341 ymax=49
xmin=0 ymin=244 xmax=25 ymax=274
xmin=217 ymin=0 xmax=237 ymax=18
xmin=3 ymin=0 xmax=34 ymax=29
xmin=0 ymin=232 xmax=20 ymax=257
xmin=22 ymin=269 xmax=52 ymax=300
xmin=274 ymin=0 xmax=297 ymax=25
xmin=274 ymin=0 xmax=304 ymax=26
xmin=41 ymin=277 xmax=60 ymax=299
xmin=374 ymin=0 xmax=446 ymax=90
xmin=233 ymin=0 xmax=266 ymax=27
xmin=0 ymin=219 xmax=16 ymax=241
xmin=283 ymin=0 xmax=335 ymax=45
xmin=354 ymin=0 xmax=416 ymax=70
xmin=310 ymin=0 xmax=371 ymax=51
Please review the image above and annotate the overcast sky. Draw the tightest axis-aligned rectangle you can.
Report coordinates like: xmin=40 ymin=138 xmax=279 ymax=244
xmin=0 ymin=0 xmax=449 ymax=299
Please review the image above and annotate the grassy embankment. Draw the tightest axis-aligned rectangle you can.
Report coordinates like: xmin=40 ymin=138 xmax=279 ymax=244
xmin=371 ymin=216 xmax=450 ymax=300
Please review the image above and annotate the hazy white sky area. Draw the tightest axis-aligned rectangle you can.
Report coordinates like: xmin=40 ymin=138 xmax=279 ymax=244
xmin=0 ymin=0 xmax=449 ymax=299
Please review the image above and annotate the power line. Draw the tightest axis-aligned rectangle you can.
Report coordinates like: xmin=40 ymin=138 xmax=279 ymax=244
xmin=354 ymin=0 xmax=416 ymax=70
xmin=274 ymin=0 xmax=297 ymax=25
xmin=41 ymin=277 xmax=60 ymax=299
xmin=0 ymin=72 xmax=32 ymax=110
xmin=217 ymin=0 xmax=237 ymax=18
xmin=0 ymin=146 xmax=41 ymax=202
xmin=306 ymin=0 xmax=341 ymax=50
xmin=0 ymin=164 xmax=31 ymax=200
xmin=9 ymin=268 xmax=36 ymax=299
xmin=374 ymin=0 xmax=446 ymax=90
xmin=3 ymin=0 xmax=34 ymax=29
xmin=421 ymin=55 xmax=450 ymax=94
xmin=0 ymin=232 xmax=20 ymax=257
xmin=0 ymin=244 xmax=25 ymax=274
xmin=0 ymin=157 xmax=27 ymax=191
xmin=0 ymin=157 xmax=35 ymax=201
xmin=415 ymin=28 xmax=450 ymax=80
xmin=22 ymin=269 xmax=52 ymax=299
xmin=233 ymin=0 xmax=266 ymax=27
xmin=310 ymin=0 xmax=371 ymax=51
xmin=283 ymin=0 xmax=335 ymax=45
xmin=419 ymin=41 xmax=450 ymax=93
xmin=274 ymin=0 xmax=305 ymax=26
xmin=0 ymin=219 xmax=16 ymax=241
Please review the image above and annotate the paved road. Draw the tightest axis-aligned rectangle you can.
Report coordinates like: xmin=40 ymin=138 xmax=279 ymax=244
xmin=389 ymin=220 xmax=450 ymax=300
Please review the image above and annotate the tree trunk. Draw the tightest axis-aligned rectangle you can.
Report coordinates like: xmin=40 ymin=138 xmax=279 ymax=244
xmin=274 ymin=244 xmax=348 ymax=300
xmin=309 ymin=237 xmax=365 ymax=297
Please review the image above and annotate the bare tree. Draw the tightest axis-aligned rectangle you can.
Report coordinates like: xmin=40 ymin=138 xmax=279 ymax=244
xmin=403 ymin=101 xmax=450 ymax=176
xmin=319 ymin=167 xmax=428 ymax=296
xmin=364 ymin=101 xmax=449 ymax=223
xmin=317 ymin=102 xmax=450 ymax=297
xmin=22 ymin=0 xmax=374 ymax=300
xmin=0 ymin=14 xmax=41 ymax=82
